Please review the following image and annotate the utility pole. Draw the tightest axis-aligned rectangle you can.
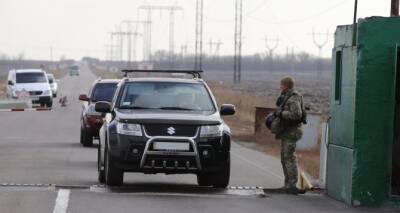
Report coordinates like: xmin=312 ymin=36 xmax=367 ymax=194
xmin=392 ymin=0 xmax=399 ymax=16
xmin=117 ymin=26 xmax=123 ymax=61
xmin=122 ymin=20 xmax=147 ymax=66
xmin=264 ymin=37 xmax=279 ymax=58
xmin=234 ymin=0 xmax=243 ymax=84
xmin=195 ymin=0 xmax=204 ymax=70
xmin=109 ymin=32 xmax=115 ymax=62
xmin=180 ymin=44 xmax=188 ymax=58
xmin=214 ymin=40 xmax=223 ymax=58
xmin=264 ymin=36 xmax=279 ymax=72
xmin=207 ymin=39 xmax=215 ymax=56
xmin=207 ymin=39 xmax=223 ymax=58
xmin=104 ymin=45 xmax=110 ymax=61
xmin=139 ymin=5 xmax=183 ymax=67
xmin=352 ymin=0 xmax=358 ymax=46
xmin=50 ymin=46 xmax=53 ymax=62
xmin=311 ymin=29 xmax=330 ymax=85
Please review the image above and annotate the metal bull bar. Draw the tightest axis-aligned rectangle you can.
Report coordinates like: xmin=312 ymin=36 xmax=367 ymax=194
xmin=140 ymin=129 xmax=202 ymax=171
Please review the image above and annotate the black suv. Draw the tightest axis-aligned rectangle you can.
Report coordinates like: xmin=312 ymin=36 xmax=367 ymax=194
xmin=95 ymin=70 xmax=235 ymax=187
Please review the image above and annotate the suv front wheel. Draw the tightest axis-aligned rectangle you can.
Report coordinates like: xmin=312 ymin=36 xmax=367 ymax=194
xmin=197 ymin=155 xmax=230 ymax=188
xmin=104 ymin=145 xmax=124 ymax=186
xmin=98 ymin=144 xmax=105 ymax=183
xmin=80 ymin=123 xmax=93 ymax=147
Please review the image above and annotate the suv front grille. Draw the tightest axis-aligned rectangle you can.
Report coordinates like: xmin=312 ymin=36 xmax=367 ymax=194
xmin=144 ymin=124 xmax=198 ymax=137
xmin=29 ymin=91 xmax=43 ymax=96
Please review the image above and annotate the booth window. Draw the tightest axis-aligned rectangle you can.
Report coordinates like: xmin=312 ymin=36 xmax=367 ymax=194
xmin=335 ymin=51 xmax=343 ymax=104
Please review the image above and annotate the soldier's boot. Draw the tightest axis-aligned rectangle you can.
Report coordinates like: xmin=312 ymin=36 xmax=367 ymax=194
xmin=285 ymin=187 xmax=306 ymax=195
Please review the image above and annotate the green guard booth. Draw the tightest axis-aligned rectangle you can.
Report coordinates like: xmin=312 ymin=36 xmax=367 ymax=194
xmin=328 ymin=16 xmax=400 ymax=206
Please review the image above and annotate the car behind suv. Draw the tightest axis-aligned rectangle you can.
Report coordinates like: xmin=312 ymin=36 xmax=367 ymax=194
xmin=79 ymin=79 xmax=119 ymax=147
xmin=7 ymin=69 xmax=53 ymax=107
xmin=95 ymin=70 xmax=235 ymax=187
xmin=46 ymin=73 xmax=58 ymax=97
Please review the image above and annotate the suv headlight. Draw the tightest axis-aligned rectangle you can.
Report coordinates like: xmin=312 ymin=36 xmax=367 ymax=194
xmin=117 ymin=122 xmax=142 ymax=136
xmin=200 ymin=124 xmax=223 ymax=138
xmin=43 ymin=90 xmax=51 ymax=95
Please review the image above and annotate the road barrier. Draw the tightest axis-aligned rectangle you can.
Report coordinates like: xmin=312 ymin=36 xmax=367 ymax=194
xmin=0 ymin=107 xmax=51 ymax=112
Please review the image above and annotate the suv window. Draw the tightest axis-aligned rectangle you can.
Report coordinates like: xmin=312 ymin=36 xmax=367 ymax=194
xmin=91 ymin=83 xmax=118 ymax=102
xmin=16 ymin=72 xmax=47 ymax=83
xmin=118 ymin=82 xmax=215 ymax=112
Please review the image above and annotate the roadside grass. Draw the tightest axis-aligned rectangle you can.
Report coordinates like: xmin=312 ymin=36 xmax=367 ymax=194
xmin=0 ymin=76 xmax=5 ymax=97
xmin=50 ymin=69 xmax=68 ymax=79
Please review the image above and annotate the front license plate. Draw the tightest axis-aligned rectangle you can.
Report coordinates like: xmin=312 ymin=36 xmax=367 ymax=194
xmin=153 ymin=142 xmax=190 ymax=151
xmin=31 ymin=97 xmax=39 ymax=101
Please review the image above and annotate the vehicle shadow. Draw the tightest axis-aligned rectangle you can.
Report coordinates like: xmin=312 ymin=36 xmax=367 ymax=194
xmin=105 ymin=182 xmax=227 ymax=195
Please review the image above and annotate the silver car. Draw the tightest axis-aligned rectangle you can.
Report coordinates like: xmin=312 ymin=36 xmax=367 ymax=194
xmin=46 ymin=73 xmax=58 ymax=97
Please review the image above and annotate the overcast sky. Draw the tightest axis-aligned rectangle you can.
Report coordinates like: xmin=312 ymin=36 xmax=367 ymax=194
xmin=0 ymin=0 xmax=391 ymax=60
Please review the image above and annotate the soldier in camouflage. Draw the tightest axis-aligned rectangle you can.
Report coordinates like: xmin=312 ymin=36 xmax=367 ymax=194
xmin=275 ymin=76 xmax=304 ymax=195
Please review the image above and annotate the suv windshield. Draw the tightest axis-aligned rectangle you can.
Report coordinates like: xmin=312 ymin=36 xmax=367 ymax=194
xmin=16 ymin=72 xmax=47 ymax=83
xmin=91 ymin=83 xmax=118 ymax=102
xmin=119 ymin=82 xmax=215 ymax=112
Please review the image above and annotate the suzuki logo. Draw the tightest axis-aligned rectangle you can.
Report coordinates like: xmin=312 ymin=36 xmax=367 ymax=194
xmin=167 ymin=127 xmax=176 ymax=135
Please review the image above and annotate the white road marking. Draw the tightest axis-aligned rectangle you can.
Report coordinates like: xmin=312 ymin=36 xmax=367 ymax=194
xmin=52 ymin=189 xmax=70 ymax=213
xmin=231 ymin=151 xmax=284 ymax=180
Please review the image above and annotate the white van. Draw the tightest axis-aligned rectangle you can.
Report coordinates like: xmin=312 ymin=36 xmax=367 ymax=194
xmin=7 ymin=69 xmax=53 ymax=107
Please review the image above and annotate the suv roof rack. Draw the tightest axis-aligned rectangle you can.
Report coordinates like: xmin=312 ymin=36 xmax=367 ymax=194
xmin=121 ymin=69 xmax=203 ymax=79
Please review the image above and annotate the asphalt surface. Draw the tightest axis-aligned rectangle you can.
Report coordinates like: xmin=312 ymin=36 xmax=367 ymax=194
xmin=0 ymin=62 xmax=396 ymax=213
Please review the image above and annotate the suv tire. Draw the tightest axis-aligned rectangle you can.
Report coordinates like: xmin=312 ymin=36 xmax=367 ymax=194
xmin=211 ymin=156 xmax=230 ymax=188
xmin=105 ymin=145 xmax=123 ymax=186
xmin=46 ymin=100 xmax=53 ymax=108
xmin=98 ymin=144 xmax=105 ymax=183
xmin=80 ymin=126 xmax=93 ymax=147
xmin=197 ymin=156 xmax=230 ymax=188
xmin=197 ymin=173 xmax=213 ymax=186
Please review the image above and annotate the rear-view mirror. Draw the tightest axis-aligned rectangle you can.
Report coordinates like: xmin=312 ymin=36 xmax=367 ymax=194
xmin=79 ymin=94 xmax=89 ymax=101
xmin=95 ymin=101 xmax=111 ymax=113
xmin=220 ymin=104 xmax=236 ymax=116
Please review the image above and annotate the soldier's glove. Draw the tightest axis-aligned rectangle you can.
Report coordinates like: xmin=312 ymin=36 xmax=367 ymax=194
xmin=274 ymin=109 xmax=282 ymax=118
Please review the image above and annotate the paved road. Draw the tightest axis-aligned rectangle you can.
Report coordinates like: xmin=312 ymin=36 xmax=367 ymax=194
xmin=0 ymin=62 xmax=395 ymax=213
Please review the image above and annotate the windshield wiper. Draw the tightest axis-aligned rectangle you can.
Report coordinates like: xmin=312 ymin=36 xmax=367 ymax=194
xmin=158 ymin=107 xmax=195 ymax=111
xmin=119 ymin=106 xmax=154 ymax=110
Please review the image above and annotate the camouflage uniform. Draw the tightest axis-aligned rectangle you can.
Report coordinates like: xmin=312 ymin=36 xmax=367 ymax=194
xmin=276 ymin=88 xmax=303 ymax=189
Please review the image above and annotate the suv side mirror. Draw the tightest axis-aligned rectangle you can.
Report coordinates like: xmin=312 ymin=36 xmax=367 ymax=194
xmin=220 ymin=104 xmax=236 ymax=116
xmin=79 ymin=94 xmax=89 ymax=101
xmin=95 ymin=101 xmax=111 ymax=113
xmin=7 ymin=80 xmax=13 ymax=86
